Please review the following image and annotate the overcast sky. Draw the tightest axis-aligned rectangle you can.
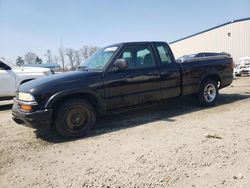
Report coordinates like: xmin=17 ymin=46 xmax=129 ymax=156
xmin=0 ymin=0 xmax=249 ymax=62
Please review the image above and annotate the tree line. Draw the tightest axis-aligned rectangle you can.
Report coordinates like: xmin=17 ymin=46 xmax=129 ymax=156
xmin=16 ymin=45 xmax=100 ymax=71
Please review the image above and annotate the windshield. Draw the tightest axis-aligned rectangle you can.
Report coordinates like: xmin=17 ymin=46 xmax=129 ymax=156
xmin=80 ymin=46 xmax=119 ymax=70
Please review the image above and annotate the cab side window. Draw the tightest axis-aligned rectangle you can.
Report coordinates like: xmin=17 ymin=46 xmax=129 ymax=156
xmin=155 ymin=44 xmax=172 ymax=64
xmin=119 ymin=44 xmax=155 ymax=69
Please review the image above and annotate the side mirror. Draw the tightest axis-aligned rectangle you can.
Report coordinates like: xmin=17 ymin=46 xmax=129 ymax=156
xmin=114 ymin=59 xmax=128 ymax=70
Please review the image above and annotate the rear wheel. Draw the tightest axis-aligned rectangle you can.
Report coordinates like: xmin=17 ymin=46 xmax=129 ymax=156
xmin=198 ymin=79 xmax=218 ymax=106
xmin=55 ymin=99 xmax=96 ymax=138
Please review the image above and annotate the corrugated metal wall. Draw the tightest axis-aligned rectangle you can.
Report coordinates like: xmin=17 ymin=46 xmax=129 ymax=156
xmin=170 ymin=20 xmax=250 ymax=64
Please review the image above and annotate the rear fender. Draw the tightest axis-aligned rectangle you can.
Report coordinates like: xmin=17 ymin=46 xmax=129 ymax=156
xmin=199 ymin=72 xmax=222 ymax=89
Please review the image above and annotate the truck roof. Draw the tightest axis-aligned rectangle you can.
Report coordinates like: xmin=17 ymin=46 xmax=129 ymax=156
xmin=113 ymin=41 xmax=167 ymax=46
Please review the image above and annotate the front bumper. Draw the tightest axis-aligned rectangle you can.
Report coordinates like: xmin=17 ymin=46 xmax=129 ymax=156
xmin=12 ymin=103 xmax=53 ymax=129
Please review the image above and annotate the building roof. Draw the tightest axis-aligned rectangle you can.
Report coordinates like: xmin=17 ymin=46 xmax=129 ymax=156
xmin=170 ymin=17 xmax=250 ymax=44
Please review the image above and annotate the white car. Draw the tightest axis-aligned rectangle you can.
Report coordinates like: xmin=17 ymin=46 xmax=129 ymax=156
xmin=234 ymin=57 xmax=250 ymax=77
xmin=0 ymin=58 xmax=53 ymax=99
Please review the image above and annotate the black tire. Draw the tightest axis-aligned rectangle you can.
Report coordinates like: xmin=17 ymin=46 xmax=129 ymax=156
xmin=55 ymin=99 xmax=96 ymax=138
xmin=235 ymin=74 xmax=241 ymax=77
xmin=198 ymin=79 xmax=218 ymax=107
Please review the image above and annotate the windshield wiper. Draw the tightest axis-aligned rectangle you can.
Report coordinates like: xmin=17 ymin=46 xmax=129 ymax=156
xmin=77 ymin=65 xmax=88 ymax=71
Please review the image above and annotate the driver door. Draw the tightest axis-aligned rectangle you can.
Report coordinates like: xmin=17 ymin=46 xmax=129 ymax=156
xmin=0 ymin=61 xmax=16 ymax=97
xmin=103 ymin=43 xmax=161 ymax=110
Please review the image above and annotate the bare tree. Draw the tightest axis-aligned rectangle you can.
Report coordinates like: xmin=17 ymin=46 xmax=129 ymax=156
xmin=53 ymin=55 xmax=59 ymax=65
xmin=80 ymin=45 xmax=99 ymax=61
xmin=58 ymin=47 xmax=65 ymax=72
xmin=65 ymin=48 xmax=75 ymax=70
xmin=44 ymin=49 xmax=53 ymax=64
xmin=35 ymin=57 xmax=43 ymax=64
xmin=74 ymin=50 xmax=81 ymax=67
xmin=16 ymin=56 xmax=24 ymax=66
xmin=24 ymin=52 xmax=38 ymax=64
xmin=80 ymin=45 xmax=89 ymax=60
xmin=89 ymin=46 xmax=99 ymax=56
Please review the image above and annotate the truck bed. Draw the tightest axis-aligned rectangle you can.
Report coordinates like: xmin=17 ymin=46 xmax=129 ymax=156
xmin=180 ymin=55 xmax=234 ymax=96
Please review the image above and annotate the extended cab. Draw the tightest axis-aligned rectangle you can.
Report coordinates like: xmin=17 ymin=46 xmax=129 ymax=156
xmin=12 ymin=42 xmax=234 ymax=138
xmin=0 ymin=58 xmax=53 ymax=99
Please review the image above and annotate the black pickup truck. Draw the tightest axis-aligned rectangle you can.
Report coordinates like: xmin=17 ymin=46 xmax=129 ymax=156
xmin=12 ymin=41 xmax=234 ymax=138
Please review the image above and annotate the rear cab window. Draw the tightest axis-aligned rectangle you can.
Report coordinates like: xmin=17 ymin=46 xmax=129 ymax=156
xmin=154 ymin=43 xmax=173 ymax=65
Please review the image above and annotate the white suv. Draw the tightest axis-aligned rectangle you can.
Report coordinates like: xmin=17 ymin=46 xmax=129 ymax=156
xmin=0 ymin=58 xmax=53 ymax=99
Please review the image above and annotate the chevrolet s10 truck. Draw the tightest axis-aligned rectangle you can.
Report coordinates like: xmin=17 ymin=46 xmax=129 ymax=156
xmin=12 ymin=42 xmax=234 ymax=138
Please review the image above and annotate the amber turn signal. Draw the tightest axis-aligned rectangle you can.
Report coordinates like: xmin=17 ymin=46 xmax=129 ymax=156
xmin=20 ymin=105 xmax=32 ymax=111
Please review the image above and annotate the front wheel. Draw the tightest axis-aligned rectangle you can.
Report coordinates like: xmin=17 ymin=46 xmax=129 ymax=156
xmin=198 ymin=79 xmax=218 ymax=106
xmin=55 ymin=99 xmax=96 ymax=138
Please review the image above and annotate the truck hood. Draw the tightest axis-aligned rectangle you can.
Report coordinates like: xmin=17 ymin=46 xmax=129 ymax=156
xmin=19 ymin=70 xmax=103 ymax=94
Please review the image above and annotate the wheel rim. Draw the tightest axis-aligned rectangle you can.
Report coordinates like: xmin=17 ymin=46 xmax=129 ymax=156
xmin=65 ymin=106 xmax=88 ymax=132
xmin=204 ymin=84 xmax=216 ymax=102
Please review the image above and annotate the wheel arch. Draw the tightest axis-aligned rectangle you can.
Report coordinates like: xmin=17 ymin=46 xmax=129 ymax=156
xmin=199 ymin=73 xmax=222 ymax=89
xmin=45 ymin=89 xmax=106 ymax=116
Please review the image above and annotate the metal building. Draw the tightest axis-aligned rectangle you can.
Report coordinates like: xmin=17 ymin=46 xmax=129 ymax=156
xmin=170 ymin=18 xmax=250 ymax=64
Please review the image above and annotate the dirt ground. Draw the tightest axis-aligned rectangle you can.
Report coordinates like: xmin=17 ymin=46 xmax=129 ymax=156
xmin=0 ymin=77 xmax=250 ymax=188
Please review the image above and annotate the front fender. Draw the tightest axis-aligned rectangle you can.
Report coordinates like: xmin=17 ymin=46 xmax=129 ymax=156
xmin=45 ymin=88 xmax=106 ymax=113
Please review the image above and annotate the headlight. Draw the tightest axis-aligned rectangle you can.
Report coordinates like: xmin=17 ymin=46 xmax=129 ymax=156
xmin=17 ymin=92 xmax=35 ymax=102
